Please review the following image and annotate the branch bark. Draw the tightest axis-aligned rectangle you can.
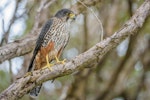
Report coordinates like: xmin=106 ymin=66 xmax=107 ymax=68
xmin=0 ymin=33 xmax=37 ymax=63
xmin=0 ymin=0 xmax=150 ymax=100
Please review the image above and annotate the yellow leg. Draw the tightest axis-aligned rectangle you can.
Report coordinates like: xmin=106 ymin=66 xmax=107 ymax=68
xmin=55 ymin=56 xmax=66 ymax=64
xmin=42 ymin=54 xmax=53 ymax=70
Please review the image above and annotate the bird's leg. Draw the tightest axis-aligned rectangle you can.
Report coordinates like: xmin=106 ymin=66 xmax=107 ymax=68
xmin=55 ymin=56 xmax=66 ymax=64
xmin=42 ymin=54 xmax=53 ymax=70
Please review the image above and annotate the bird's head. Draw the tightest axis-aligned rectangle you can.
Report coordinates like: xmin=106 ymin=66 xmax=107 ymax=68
xmin=55 ymin=9 xmax=76 ymax=21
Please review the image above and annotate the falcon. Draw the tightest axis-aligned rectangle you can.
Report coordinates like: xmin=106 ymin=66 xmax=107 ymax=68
xmin=27 ymin=9 xmax=76 ymax=98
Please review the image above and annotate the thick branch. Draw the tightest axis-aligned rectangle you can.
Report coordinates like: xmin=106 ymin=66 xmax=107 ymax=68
xmin=0 ymin=0 xmax=99 ymax=63
xmin=0 ymin=33 xmax=37 ymax=63
xmin=0 ymin=0 xmax=150 ymax=100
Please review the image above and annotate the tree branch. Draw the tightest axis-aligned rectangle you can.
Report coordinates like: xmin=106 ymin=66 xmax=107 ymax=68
xmin=0 ymin=0 xmax=150 ymax=100
xmin=0 ymin=33 xmax=37 ymax=63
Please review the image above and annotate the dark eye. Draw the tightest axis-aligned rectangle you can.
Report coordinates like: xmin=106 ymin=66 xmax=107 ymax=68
xmin=64 ymin=12 xmax=69 ymax=16
xmin=67 ymin=13 xmax=70 ymax=16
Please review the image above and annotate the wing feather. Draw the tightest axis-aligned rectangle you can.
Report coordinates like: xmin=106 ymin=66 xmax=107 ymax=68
xmin=28 ymin=19 xmax=53 ymax=72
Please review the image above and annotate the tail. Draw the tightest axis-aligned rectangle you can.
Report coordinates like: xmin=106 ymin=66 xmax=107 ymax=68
xmin=29 ymin=84 xmax=42 ymax=98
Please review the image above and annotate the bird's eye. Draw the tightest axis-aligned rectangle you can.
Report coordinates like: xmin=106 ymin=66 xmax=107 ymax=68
xmin=66 ymin=12 xmax=69 ymax=16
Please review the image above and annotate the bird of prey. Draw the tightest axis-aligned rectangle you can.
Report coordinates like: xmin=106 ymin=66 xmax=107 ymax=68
xmin=27 ymin=9 xmax=76 ymax=98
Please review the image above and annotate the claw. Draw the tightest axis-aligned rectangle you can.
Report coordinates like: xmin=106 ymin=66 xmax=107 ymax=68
xmin=55 ymin=56 xmax=66 ymax=64
xmin=42 ymin=63 xmax=53 ymax=71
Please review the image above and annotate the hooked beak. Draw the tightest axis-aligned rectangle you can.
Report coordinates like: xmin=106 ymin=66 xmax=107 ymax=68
xmin=69 ymin=13 xmax=76 ymax=20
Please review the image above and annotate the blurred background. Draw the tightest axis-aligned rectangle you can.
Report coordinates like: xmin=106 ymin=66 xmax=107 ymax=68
xmin=0 ymin=0 xmax=150 ymax=100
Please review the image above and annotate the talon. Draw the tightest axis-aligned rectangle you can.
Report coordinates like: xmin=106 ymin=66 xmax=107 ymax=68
xmin=42 ymin=63 xmax=53 ymax=71
xmin=55 ymin=56 xmax=66 ymax=64
xmin=61 ymin=59 xmax=66 ymax=64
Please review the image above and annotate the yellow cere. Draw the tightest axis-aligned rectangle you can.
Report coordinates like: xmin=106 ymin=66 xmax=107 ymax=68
xmin=69 ymin=13 xmax=75 ymax=18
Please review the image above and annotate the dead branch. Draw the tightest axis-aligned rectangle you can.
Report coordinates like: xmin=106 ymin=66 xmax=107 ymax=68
xmin=0 ymin=0 xmax=149 ymax=100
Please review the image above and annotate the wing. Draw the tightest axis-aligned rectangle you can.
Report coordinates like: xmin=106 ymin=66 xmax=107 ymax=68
xmin=28 ymin=19 xmax=53 ymax=72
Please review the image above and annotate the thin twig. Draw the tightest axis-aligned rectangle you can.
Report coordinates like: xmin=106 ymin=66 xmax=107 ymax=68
xmin=44 ymin=0 xmax=57 ymax=9
xmin=77 ymin=0 xmax=104 ymax=41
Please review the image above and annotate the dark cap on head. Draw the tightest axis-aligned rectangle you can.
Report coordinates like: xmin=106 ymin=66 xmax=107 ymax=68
xmin=55 ymin=9 xmax=76 ymax=20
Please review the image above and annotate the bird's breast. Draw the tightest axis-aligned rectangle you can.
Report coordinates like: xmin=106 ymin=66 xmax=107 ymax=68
xmin=42 ymin=21 xmax=70 ymax=51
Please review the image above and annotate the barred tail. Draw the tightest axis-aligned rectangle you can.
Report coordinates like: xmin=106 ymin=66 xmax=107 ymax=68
xmin=29 ymin=85 xmax=42 ymax=98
